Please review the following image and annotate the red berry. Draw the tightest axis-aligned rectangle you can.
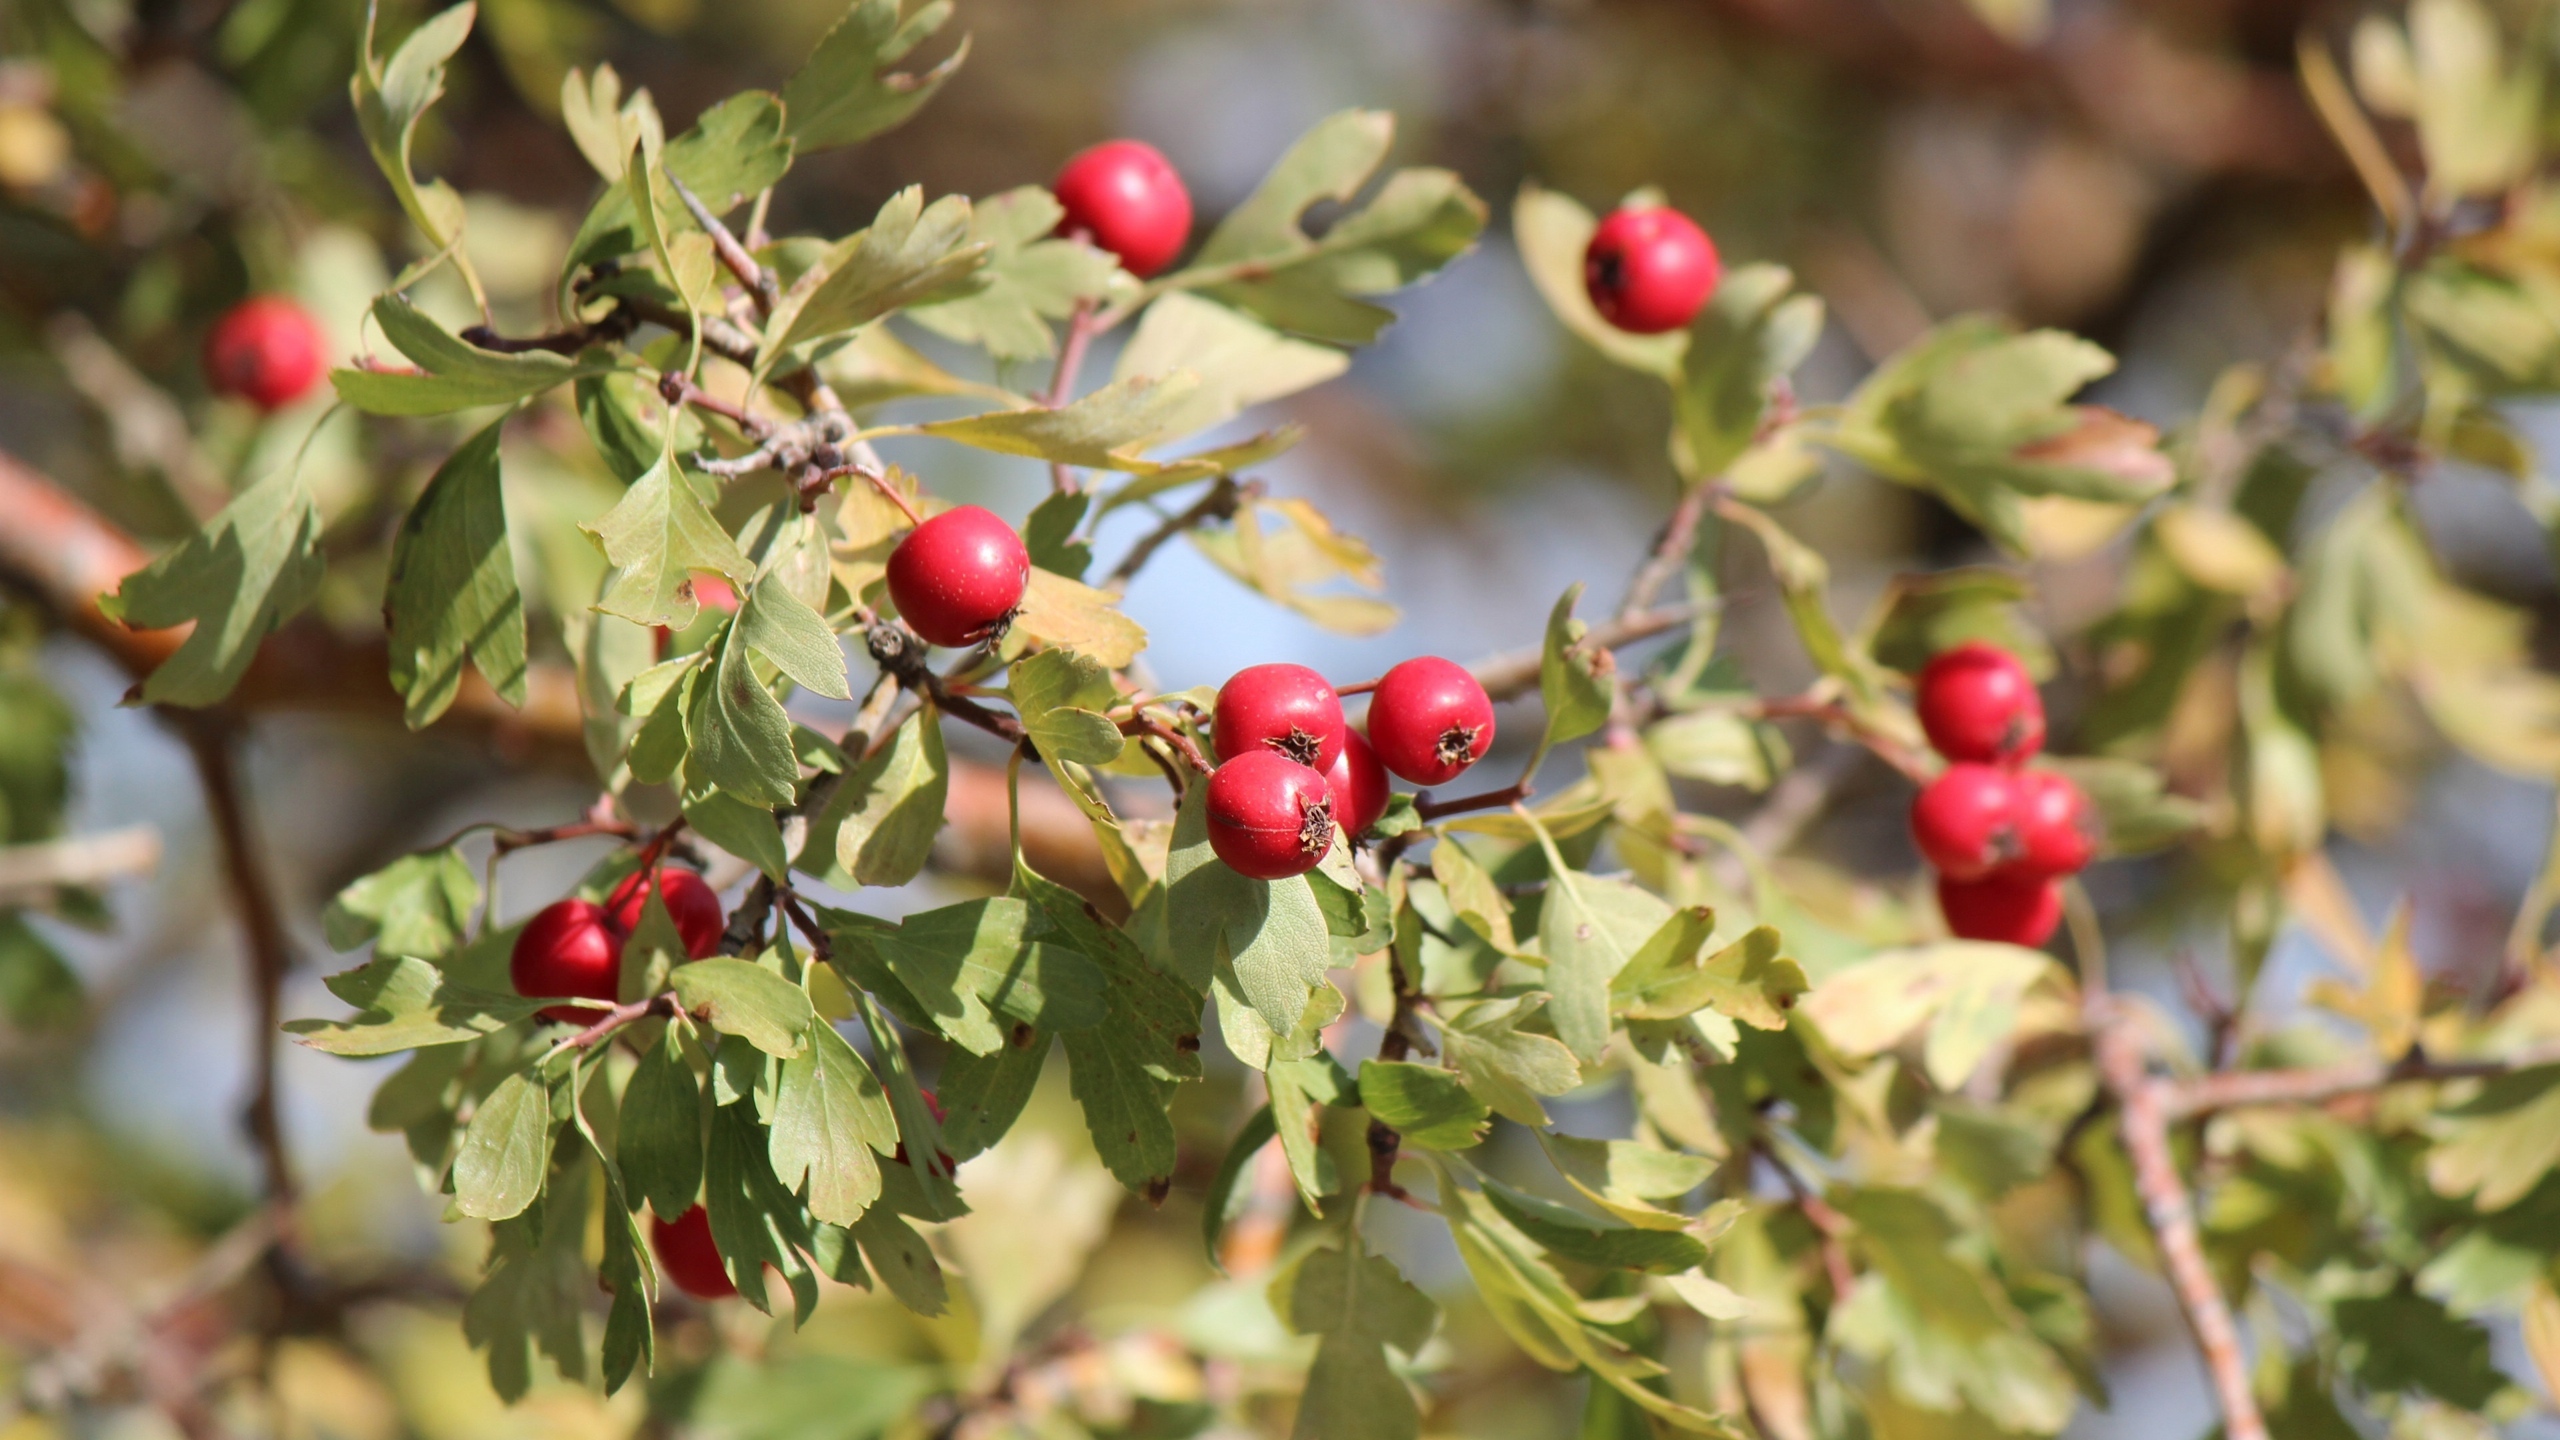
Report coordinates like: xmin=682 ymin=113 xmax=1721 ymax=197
xmin=691 ymin=574 xmax=740 ymax=613
xmin=1584 ymin=206 xmax=1721 ymax=335
xmin=1915 ymin=642 xmax=2045 ymax=766
xmin=1938 ymin=872 xmax=2063 ymax=947
xmin=204 ymin=296 xmax=328 ymax=411
xmin=1212 ymin=663 xmax=1347 ymax=771
xmin=2005 ymin=769 xmax=2095 ymax=879
xmin=1367 ymin=657 xmax=1495 ymax=786
xmin=1910 ymin=763 xmax=2022 ymax=881
xmin=509 ymin=898 xmax=623 ymax=1023
xmin=1053 ymin=139 xmax=1193 ymax=278
xmin=1205 ymin=750 xmax=1335 ymax=881
xmin=892 ymin=1087 xmax=954 ymax=1173
xmin=605 ymin=866 xmax=726 ymax=959
xmin=885 ymin=505 xmax=1030 ymax=649
xmin=1325 ymin=730 xmax=1391 ymax=840
xmin=650 ymin=1205 xmax=736 ymax=1300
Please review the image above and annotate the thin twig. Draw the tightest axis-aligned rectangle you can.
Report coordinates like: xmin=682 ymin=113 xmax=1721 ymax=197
xmin=1104 ymin=477 xmax=1260 ymax=592
xmin=1618 ymin=480 xmax=1718 ymax=623
xmin=1464 ymin=604 xmax=1702 ymax=703
xmin=549 ymin=994 xmax=679 ymax=1057
xmin=490 ymin=817 xmax=636 ymax=857
xmin=1413 ymin=781 xmax=1531 ymax=822
xmin=1120 ymin=712 xmax=1213 ymax=774
xmin=669 ymin=175 xmax=779 ymax=316
xmin=2161 ymin=1043 xmax=2560 ymax=1120
xmin=0 ymin=826 xmax=161 ymax=905
xmin=865 ymin=622 xmax=1026 ymax=744
xmin=1042 ymin=300 xmax=1099 ymax=494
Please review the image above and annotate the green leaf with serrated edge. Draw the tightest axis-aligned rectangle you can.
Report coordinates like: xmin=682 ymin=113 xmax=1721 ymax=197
xmin=1524 ymin=812 xmax=1673 ymax=1061
xmin=383 ymin=418 xmax=525 ymax=726
xmin=671 ymin=958 xmax=814 ymax=1057
xmin=735 ymin=575 xmax=851 ymax=700
xmin=2429 ymin=1066 xmax=2560 ymax=1210
xmin=287 ymin=955 xmax=536 ymax=1054
xmin=576 ymin=370 xmax=682 ymax=484
xmin=908 ymin=187 xmax=1118 ymax=360
xmin=1612 ymin=913 xmax=1802 ymax=1028
xmin=1358 ymin=1059 xmax=1488 ymax=1150
xmin=703 ymin=1098 xmax=821 ymax=1320
xmin=681 ymin=786 xmax=789 ymax=880
xmin=1538 ymin=583 xmax=1612 ymax=752
xmin=464 ymin=1160 xmax=591 ymax=1400
xmin=1012 ymin=565 xmax=1150 ymax=667
xmin=849 ymin=1206 xmax=947 ymax=1315
xmin=562 ymin=90 xmax=794 ymax=285
xmin=584 ymin=445 xmax=753 ymax=630
xmin=1538 ymin=1131 xmax=1716 ymax=1229
xmin=771 ymin=1017 xmax=895 ymax=1226
xmin=1212 ymin=969 xmax=1344 ymax=1072
xmin=1022 ymin=489 xmax=1093 ymax=578
xmin=1433 ymin=994 xmax=1580 ymax=1127
xmin=1020 ymin=861 xmax=1199 ymax=1192
xmin=1480 ymin=1179 xmax=1709 ymax=1274
xmin=619 ymin=1025 xmax=702 ymax=1220
xmin=916 ymin=371 xmax=1200 ymax=468
xmin=801 ymin=705 xmax=947 ymax=887
xmin=453 ymin=1070 xmax=556 ymax=1221
xmin=935 ymin=1025 xmax=1050 ymax=1163
xmin=1203 ymin=1105 xmax=1279 ymax=1270
xmin=1672 ymin=264 xmax=1822 ymax=480
xmin=625 ymin=662 xmax=697 ymax=786
xmin=848 ymin=989 xmax=962 ymax=1216
xmin=1109 ymin=292 xmax=1350 ymax=437
xmin=1431 ymin=839 xmax=1517 ymax=953
xmin=334 ymin=294 xmax=605 ymax=415
xmin=1512 ymin=183 xmax=1685 ymax=376
xmin=868 ymin=897 xmax=1104 ymax=1055
xmin=96 ymin=467 xmax=322 ymax=708
xmin=1009 ymin=648 xmax=1124 ymax=765
xmin=1196 ymin=110 xmax=1394 ymax=268
xmin=1272 ymin=1242 xmax=1438 ymax=1440
xmin=762 ymin=188 xmax=988 ymax=371
xmin=323 ymin=847 xmax=479 ymax=959
xmin=782 ymin=0 xmax=965 ymax=151
xmin=1155 ymin=784 xmax=1334 ymax=1058
xmin=568 ymin=1059 xmax=656 ymax=1395
xmin=352 ymin=4 xmax=472 ymax=260
xmin=684 ymin=617 xmax=800 ymax=808
xmin=1266 ymin=1053 xmax=1345 ymax=1207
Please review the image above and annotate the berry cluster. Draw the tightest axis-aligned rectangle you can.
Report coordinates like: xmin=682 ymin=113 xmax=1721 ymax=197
xmin=1206 ymin=658 xmax=1494 ymax=880
xmin=1907 ymin=643 xmax=2094 ymax=947
xmin=508 ymin=864 xmax=725 ymax=1022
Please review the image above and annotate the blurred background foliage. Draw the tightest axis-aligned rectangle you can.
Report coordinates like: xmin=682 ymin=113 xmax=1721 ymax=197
xmin=4 ymin=0 xmax=2558 ymax=1437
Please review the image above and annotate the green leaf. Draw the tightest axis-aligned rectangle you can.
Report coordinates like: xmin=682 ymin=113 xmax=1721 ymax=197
xmin=285 ymin=955 xmax=536 ymax=1054
xmin=2334 ymin=1284 xmax=2504 ymax=1407
xmin=906 ymin=186 xmax=1118 ymax=360
xmin=97 ymin=468 xmax=323 ymax=708
xmin=322 ymin=846 xmax=479 ymax=960
xmin=1272 ymin=1242 xmax=1438 ymax=1440
xmin=1430 ymin=839 xmax=1517 ymax=953
xmin=1481 ymin=1179 xmax=1709 ymax=1274
xmin=1110 ymin=292 xmax=1351 ymax=437
xmin=1012 ymin=565 xmax=1151 ymax=667
xmin=352 ymin=3 xmax=473 ymax=259
xmin=584 ymin=447 xmax=754 ymax=630
xmin=681 ymin=786 xmax=789 ymax=880
xmin=383 ymin=418 xmax=526 ymax=727
xmin=464 ymin=1163 xmax=591 ymax=1400
xmin=1643 ymin=709 xmax=1784 ymax=790
xmin=1800 ymin=943 xmax=2066 ymax=1092
xmin=564 ymin=90 xmax=795 ymax=280
xmin=453 ymin=1070 xmax=557 ymax=1221
xmin=1671 ymin=264 xmax=1823 ymax=480
xmin=684 ymin=617 xmax=802 ymax=809
xmin=1021 ymin=489 xmax=1092 ymax=578
xmin=333 ymin=295 xmax=606 ymax=415
xmin=1021 ymin=862 xmax=1200 ymax=1194
xmin=761 ymin=187 xmax=988 ymax=368
xmin=849 ymin=1206 xmax=948 ymax=1315
xmin=771 ymin=1016 xmax=896 ymax=1226
xmin=801 ymin=705 xmax=948 ymax=888
xmin=736 ymin=575 xmax=851 ymax=700
xmin=1155 ymin=783 xmax=1334 ymax=1058
xmin=1434 ymin=994 xmax=1581 ymax=1126
xmin=1008 ymin=648 xmax=1125 ymax=765
xmin=704 ymin=1099 xmax=821 ymax=1320
xmin=782 ymin=0 xmax=967 ymax=152
xmin=1358 ymin=1059 xmax=1488 ymax=1150
xmin=1538 ymin=1131 xmax=1717 ymax=1228
xmin=1197 ymin=110 xmax=1396 ymax=269
xmin=1539 ymin=583 xmax=1612 ymax=752
xmin=1267 ymin=1051 xmax=1351 ymax=1206
xmin=915 ymin=372 xmax=1200 ymax=468
xmin=854 ymin=897 xmax=1105 ymax=1055
xmin=572 ymin=1070 xmax=654 ymax=1395
xmin=671 ymin=958 xmax=815 ymax=1057
xmin=2048 ymin=756 xmax=2206 ymax=856
xmin=1533 ymin=842 xmax=1674 ymax=1062
xmin=1611 ymin=913 xmax=1802 ymax=1029
xmin=2428 ymin=1066 xmax=2560 ymax=1211
xmin=619 ymin=1025 xmax=703 ymax=1220
xmin=934 ymin=1025 xmax=1051 ymax=1163
xmin=1203 ymin=1105 xmax=1278 ymax=1270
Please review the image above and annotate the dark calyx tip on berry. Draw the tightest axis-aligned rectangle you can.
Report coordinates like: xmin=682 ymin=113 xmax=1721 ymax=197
xmin=1271 ymin=727 xmax=1323 ymax=766
xmin=1298 ymin=798 xmax=1335 ymax=856
xmin=1435 ymin=723 xmax=1484 ymax=767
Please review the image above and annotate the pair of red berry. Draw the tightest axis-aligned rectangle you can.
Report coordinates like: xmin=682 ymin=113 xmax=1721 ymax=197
xmin=1906 ymin=643 xmax=2092 ymax=947
xmin=508 ymin=865 xmax=726 ymax=1021
xmin=1203 ymin=658 xmax=1495 ymax=880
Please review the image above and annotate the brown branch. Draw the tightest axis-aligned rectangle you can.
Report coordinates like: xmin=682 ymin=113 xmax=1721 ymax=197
xmin=668 ymin=176 xmax=779 ymax=316
xmin=1413 ymin=780 xmax=1531 ymax=822
xmin=1104 ymin=476 xmax=1260 ymax=591
xmin=1365 ymin=952 xmax=1424 ymax=1202
xmin=2161 ymin=1043 xmax=2560 ymax=1122
xmin=1466 ymin=604 xmax=1700 ymax=703
xmin=549 ymin=993 xmax=679 ymax=1056
xmin=864 ymin=621 xmax=1026 ymax=745
xmin=1618 ymin=480 xmax=1717 ymax=623
xmin=1041 ymin=299 xmax=1100 ymax=494
xmin=2093 ymin=1007 xmax=2268 ymax=1440
xmin=1119 ymin=712 xmax=1213 ymax=775
xmin=489 ymin=817 xmax=635 ymax=857
xmin=0 ymin=826 xmax=162 ymax=905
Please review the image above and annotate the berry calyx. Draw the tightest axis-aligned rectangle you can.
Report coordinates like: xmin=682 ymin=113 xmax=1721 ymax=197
xmin=2005 ymin=769 xmax=2095 ymax=879
xmin=204 ymin=296 xmax=328 ymax=411
xmin=1325 ymin=730 xmax=1391 ymax=841
xmin=1915 ymin=642 xmax=2045 ymax=767
xmin=1212 ymin=663 xmax=1347 ymax=771
xmin=509 ymin=898 xmax=623 ymax=1024
xmin=885 ymin=505 xmax=1030 ymax=649
xmin=1053 ymin=139 xmax=1193 ymax=279
xmin=1205 ymin=750 xmax=1335 ymax=881
xmin=1938 ymin=872 xmax=2063 ymax=948
xmin=1909 ymin=763 xmax=2022 ymax=881
xmin=604 ymin=866 xmax=726 ymax=959
xmin=1584 ymin=206 xmax=1721 ymax=335
xmin=650 ymin=1205 xmax=736 ymax=1300
xmin=1367 ymin=657 xmax=1495 ymax=786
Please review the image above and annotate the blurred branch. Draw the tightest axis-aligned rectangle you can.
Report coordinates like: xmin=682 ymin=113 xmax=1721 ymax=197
xmin=1466 ymin=603 xmax=1701 ymax=703
xmin=1104 ymin=476 xmax=1259 ymax=591
xmin=45 ymin=314 xmax=226 ymax=518
xmin=2162 ymin=1044 xmax=2560 ymax=1121
xmin=0 ymin=826 xmax=162 ymax=905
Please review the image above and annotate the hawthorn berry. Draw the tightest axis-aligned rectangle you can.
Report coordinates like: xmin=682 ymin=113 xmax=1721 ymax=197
xmin=650 ymin=1205 xmax=737 ymax=1301
xmin=1938 ymin=871 xmax=2063 ymax=948
xmin=1909 ymin=763 xmax=2022 ymax=881
xmin=203 ymin=296 xmax=328 ymax=411
xmin=1915 ymin=642 xmax=2045 ymax=766
xmin=509 ymin=898 xmax=622 ymax=1023
xmin=2005 ymin=769 xmax=2095 ymax=879
xmin=1053 ymin=139 xmax=1192 ymax=278
xmin=1367 ymin=657 xmax=1495 ymax=786
xmin=604 ymin=865 xmax=726 ymax=959
xmin=1205 ymin=750 xmax=1335 ymax=880
xmin=1325 ymin=729 xmax=1391 ymax=840
xmin=1212 ymin=663 xmax=1347 ymax=771
xmin=1584 ymin=206 xmax=1721 ymax=335
xmin=885 ymin=505 xmax=1030 ymax=649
